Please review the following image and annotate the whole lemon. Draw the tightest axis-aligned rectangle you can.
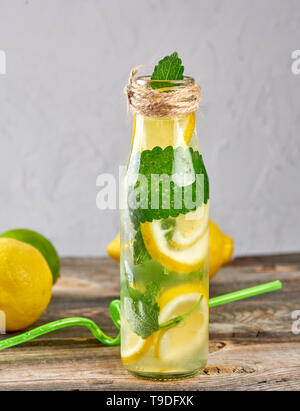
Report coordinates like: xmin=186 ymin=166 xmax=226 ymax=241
xmin=209 ymin=221 xmax=233 ymax=279
xmin=0 ymin=238 xmax=52 ymax=332
xmin=0 ymin=229 xmax=60 ymax=284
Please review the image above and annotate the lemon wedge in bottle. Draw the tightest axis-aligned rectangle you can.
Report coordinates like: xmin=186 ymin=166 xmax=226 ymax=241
xmin=121 ymin=317 xmax=153 ymax=365
xmin=140 ymin=204 xmax=209 ymax=274
xmin=154 ymin=284 xmax=208 ymax=362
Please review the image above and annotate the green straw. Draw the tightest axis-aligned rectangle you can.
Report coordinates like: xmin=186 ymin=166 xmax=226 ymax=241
xmin=209 ymin=280 xmax=282 ymax=308
xmin=0 ymin=280 xmax=282 ymax=351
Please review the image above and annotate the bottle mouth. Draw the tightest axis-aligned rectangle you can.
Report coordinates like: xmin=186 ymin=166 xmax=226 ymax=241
xmin=135 ymin=75 xmax=195 ymax=89
xmin=126 ymin=73 xmax=201 ymax=117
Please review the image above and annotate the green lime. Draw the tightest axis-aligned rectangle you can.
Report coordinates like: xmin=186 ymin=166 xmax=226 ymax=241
xmin=0 ymin=229 xmax=60 ymax=284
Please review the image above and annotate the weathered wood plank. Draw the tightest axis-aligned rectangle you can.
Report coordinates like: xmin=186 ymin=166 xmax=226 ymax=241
xmin=0 ymin=339 xmax=299 ymax=391
xmin=0 ymin=256 xmax=299 ymax=391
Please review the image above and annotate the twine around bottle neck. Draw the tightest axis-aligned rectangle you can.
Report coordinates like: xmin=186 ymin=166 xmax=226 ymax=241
xmin=124 ymin=66 xmax=202 ymax=118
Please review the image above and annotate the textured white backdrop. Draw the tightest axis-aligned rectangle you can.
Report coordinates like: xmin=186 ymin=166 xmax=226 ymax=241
xmin=0 ymin=0 xmax=299 ymax=256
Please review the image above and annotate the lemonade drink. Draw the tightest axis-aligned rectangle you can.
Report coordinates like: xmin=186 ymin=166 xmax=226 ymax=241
xmin=120 ymin=80 xmax=209 ymax=379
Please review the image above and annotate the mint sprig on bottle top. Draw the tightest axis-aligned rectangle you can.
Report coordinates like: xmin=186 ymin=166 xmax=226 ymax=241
xmin=151 ymin=51 xmax=184 ymax=89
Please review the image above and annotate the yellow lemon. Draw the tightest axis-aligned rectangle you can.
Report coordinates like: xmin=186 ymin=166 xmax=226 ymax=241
xmin=0 ymin=228 xmax=60 ymax=284
xmin=167 ymin=203 xmax=209 ymax=249
xmin=140 ymin=218 xmax=208 ymax=274
xmin=183 ymin=112 xmax=195 ymax=145
xmin=107 ymin=233 xmax=121 ymax=262
xmin=154 ymin=283 xmax=208 ymax=362
xmin=0 ymin=238 xmax=53 ymax=331
xmin=107 ymin=219 xmax=234 ymax=278
xmin=209 ymin=221 xmax=233 ymax=279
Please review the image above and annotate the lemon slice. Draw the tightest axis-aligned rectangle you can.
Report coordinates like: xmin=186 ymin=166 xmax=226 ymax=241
xmin=121 ymin=317 xmax=153 ymax=365
xmin=183 ymin=113 xmax=195 ymax=145
xmin=168 ymin=202 xmax=209 ymax=249
xmin=141 ymin=216 xmax=208 ymax=274
xmin=154 ymin=284 xmax=208 ymax=362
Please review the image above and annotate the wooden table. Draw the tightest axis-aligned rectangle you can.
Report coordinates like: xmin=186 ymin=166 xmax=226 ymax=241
xmin=0 ymin=255 xmax=299 ymax=391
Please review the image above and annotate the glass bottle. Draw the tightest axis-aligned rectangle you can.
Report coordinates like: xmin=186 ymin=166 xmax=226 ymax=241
xmin=120 ymin=77 xmax=209 ymax=380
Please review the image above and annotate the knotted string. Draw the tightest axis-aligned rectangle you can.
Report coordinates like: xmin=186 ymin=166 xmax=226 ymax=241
xmin=124 ymin=66 xmax=202 ymax=117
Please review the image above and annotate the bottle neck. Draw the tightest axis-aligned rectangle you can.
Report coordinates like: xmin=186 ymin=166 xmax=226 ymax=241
xmin=131 ymin=113 xmax=196 ymax=152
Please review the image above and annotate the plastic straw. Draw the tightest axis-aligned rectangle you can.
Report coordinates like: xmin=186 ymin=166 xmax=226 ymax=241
xmin=209 ymin=280 xmax=282 ymax=308
xmin=0 ymin=281 xmax=282 ymax=351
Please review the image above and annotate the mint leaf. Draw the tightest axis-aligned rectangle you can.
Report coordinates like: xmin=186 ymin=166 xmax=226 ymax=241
xmin=124 ymin=283 xmax=160 ymax=339
xmin=160 ymin=218 xmax=176 ymax=230
xmin=151 ymin=52 xmax=184 ymax=90
xmin=160 ymin=217 xmax=176 ymax=241
xmin=124 ymin=282 xmax=204 ymax=339
xmin=164 ymin=228 xmax=175 ymax=241
xmin=133 ymin=229 xmax=151 ymax=265
xmin=128 ymin=146 xmax=209 ymax=226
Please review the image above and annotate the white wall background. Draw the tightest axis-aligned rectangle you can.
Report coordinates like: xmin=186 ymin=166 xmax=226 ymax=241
xmin=0 ymin=0 xmax=299 ymax=257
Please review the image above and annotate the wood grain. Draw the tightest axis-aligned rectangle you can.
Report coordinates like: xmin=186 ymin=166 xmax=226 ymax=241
xmin=0 ymin=255 xmax=300 ymax=391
